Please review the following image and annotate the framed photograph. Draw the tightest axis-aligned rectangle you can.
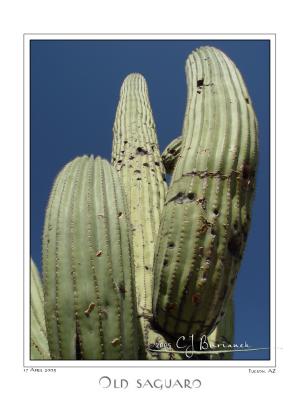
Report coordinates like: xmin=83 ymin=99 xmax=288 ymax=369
xmin=24 ymin=34 xmax=275 ymax=370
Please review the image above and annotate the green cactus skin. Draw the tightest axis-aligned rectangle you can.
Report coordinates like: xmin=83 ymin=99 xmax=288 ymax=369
xmin=208 ymin=298 xmax=234 ymax=360
xmin=161 ymin=136 xmax=182 ymax=174
xmin=42 ymin=155 xmax=139 ymax=360
xmin=112 ymin=73 xmax=169 ymax=358
xmin=30 ymin=258 xmax=50 ymax=360
xmin=153 ymin=46 xmax=258 ymax=340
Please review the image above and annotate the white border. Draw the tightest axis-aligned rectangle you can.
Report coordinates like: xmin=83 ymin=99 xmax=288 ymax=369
xmin=24 ymin=33 xmax=276 ymax=368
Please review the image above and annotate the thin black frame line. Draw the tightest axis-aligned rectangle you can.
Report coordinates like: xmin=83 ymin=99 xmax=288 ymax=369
xmin=274 ymin=34 xmax=277 ymax=368
xmin=23 ymin=33 xmax=276 ymax=36
xmin=24 ymin=34 xmax=275 ymax=368
xmin=23 ymin=32 xmax=26 ymax=368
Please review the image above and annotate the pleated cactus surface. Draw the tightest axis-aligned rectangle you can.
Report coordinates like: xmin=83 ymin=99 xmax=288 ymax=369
xmin=42 ymin=155 xmax=140 ymax=360
xmin=30 ymin=258 xmax=50 ymax=360
xmin=112 ymin=74 xmax=171 ymax=358
xmin=153 ymin=46 xmax=258 ymax=339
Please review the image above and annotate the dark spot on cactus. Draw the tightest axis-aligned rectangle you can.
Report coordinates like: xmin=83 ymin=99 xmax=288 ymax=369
xmin=228 ymin=233 xmax=242 ymax=257
xmin=134 ymin=169 xmax=141 ymax=174
xmin=242 ymin=163 xmax=255 ymax=183
xmin=96 ymin=250 xmax=102 ymax=257
xmin=187 ymin=192 xmax=196 ymax=201
xmin=136 ymin=177 xmax=141 ymax=180
xmin=121 ymin=150 xmax=125 ymax=154
xmin=197 ymin=79 xmax=204 ymax=88
xmin=124 ymin=140 xmax=128 ymax=144
xmin=197 ymin=224 xmax=209 ymax=234
xmin=163 ymin=259 xmax=168 ymax=267
xmin=213 ymin=208 xmax=219 ymax=216
xmin=168 ymin=242 xmax=175 ymax=249
xmin=112 ymin=157 xmax=116 ymax=162
xmin=169 ymin=192 xmax=196 ymax=204
xmin=151 ymin=145 xmax=155 ymax=151
xmin=196 ymin=197 xmax=206 ymax=210
xmin=184 ymin=170 xmax=198 ymax=176
xmin=118 ymin=282 xmax=126 ymax=295
xmin=154 ymin=161 xmax=160 ymax=166
xmin=245 ymin=98 xmax=249 ymax=104
xmin=166 ymin=303 xmax=176 ymax=311
xmin=143 ymin=162 xmax=149 ymax=167
xmin=136 ymin=147 xmax=148 ymax=155
xmin=192 ymin=293 xmax=201 ymax=305
xmin=211 ymin=228 xmax=216 ymax=236
xmin=84 ymin=302 xmax=96 ymax=317
xmin=163 ymin=174 xmax=167 ymax=182
xmin=145 ymin=266 xmax=149 ymax=270
xmin=129 ymin=155 xmax=135 ymax=160
xmin=117 ymin=160 xmax=122 ymax=164
xmin=118 ymin=212 xmax=123 ymax=217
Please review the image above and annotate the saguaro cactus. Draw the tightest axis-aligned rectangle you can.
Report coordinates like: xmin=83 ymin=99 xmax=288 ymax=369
xmin=31 ymin=45 xmax=258 ymax=361
xmin=30 ymin=258 xmax=50 ymax=360
xmin=112 ymin=73 xmax=170 ymax=357
xmin=153 ymin=46 xmax=258 ymax=340
xmin=42 ymin=155 xmax=140 ymax=360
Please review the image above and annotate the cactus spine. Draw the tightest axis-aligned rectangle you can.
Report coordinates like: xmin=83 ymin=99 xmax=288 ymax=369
xmin=161 ymin=136 xmax=182 ymax=174
xmin=30 ymin=259 xmax=50 ymax=360
xmin=153 ymin=46 xmax=258 ymax=340
xmin=42 ymin=156 xmax=140 ymax=360
xmin=112 ymin=73 xmax=170 ymax=357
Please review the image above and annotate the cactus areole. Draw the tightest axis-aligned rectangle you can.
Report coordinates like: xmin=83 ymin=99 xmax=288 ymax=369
xmin=152 ymin=46 xmax=258 ymax=340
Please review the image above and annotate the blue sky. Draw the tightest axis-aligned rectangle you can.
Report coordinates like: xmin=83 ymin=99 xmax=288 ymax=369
xmin=30 ymin=39 xmax=270 ymax=360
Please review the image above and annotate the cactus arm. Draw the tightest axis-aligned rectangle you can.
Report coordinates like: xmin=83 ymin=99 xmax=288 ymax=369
xmin=112 ymin=74 xmax=167 ymax=358
xmin=153 ymin=46 xmax=258 ymax=340
xmin=43 ymin=156 xmax=139 ymax=360
xmin=161 ymin=136 xmax=182 ymax=174
xmin=30 ymin=258 xmax=50 ymax=360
